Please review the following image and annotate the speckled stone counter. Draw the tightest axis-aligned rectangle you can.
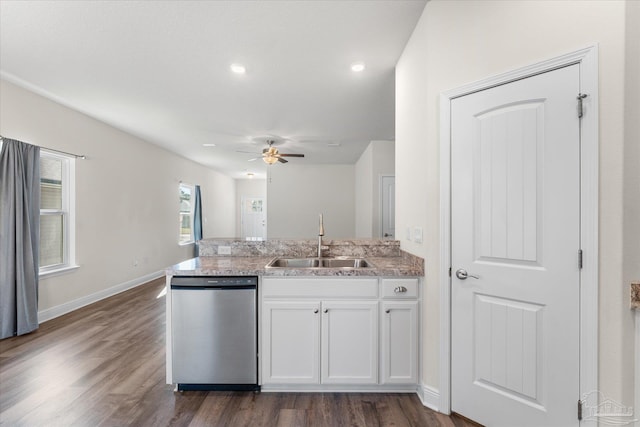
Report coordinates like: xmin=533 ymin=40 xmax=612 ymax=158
xmin=197 ymin=238 xmax=403 ymax=258
xmin=631 ymin=282 xmax=640 ymax=309
xmin=168 ymin=239 xmax=423 ymax=277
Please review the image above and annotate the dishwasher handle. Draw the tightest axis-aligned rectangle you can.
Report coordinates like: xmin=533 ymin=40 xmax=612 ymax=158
xmin=170 ymin=285 xmax=256 ymax=291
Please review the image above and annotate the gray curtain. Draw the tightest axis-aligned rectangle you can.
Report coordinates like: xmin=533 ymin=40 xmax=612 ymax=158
xmin=0 ymin=138 xmax=40 ymax=339
xmin=193 ymin=185 xmax=202 ymax=257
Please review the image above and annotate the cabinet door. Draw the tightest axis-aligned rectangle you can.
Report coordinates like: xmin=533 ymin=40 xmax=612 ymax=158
xmin=321 ymin=301 xmax=378 ymax=384
xmin=381 ymin=301 xmax=418 ymax=384
xmin=262 ymin=301 xmax=320 ymax=384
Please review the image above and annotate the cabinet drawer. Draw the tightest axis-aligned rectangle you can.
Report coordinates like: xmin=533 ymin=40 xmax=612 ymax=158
xmin=263 ymin=277 xmax=379 ymax=299
xmin=381 ymin=278 xmax=419 ymax=299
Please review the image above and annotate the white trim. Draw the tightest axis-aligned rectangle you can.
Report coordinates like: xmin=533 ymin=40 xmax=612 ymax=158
xmin=439 ymin=90 xmax=453 ymax=414
xmin=39 ymin=264 xmax=80 ymax=278
xmin=260 ymin=384 xmax=420 ymax=393
xmin=417 ymin=384 xmax=440 ymax=412
xmin=438 ymin=45 xmax=599 ymax=415
xmin=636 ymin=310 xmax=640 ymax=427
xmin=38 ymin=270 xmax=164 ymax=323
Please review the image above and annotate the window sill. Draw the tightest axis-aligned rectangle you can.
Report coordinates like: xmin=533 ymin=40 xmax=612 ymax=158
xmin=179 ymin=241 xmax=195 ymax=246
xmin=39 ymin=264 xmax=80 ymax=279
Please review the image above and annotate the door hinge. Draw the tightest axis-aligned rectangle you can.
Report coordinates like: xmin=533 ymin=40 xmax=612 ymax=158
xmin=578 ymin=399 xmax=583 ymax=420
xmin=449 ymin=267 xmax=452 ymax=277
xmin=577 ymin=93 xmax=588 ymax=118
xmin=578 ymin=249 xmax=583 ymax=269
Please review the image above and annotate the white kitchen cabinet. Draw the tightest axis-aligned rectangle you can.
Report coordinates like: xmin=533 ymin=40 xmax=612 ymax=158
xmin=261 ymin=301 xmax=321 ymax=384
xmin=321 ymin=300 xmax=378 ymax=384
xmin=261 ymin=276 xmax=419 ymax=390
xmin=381 ymin=300 xmax=418 ymax=384
xmin=380 ymin=278 xmax=419 ymax=385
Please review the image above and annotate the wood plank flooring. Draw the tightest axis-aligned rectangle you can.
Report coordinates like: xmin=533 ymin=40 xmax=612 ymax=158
xmin=0 ymin=277 xmax=480 ymax=427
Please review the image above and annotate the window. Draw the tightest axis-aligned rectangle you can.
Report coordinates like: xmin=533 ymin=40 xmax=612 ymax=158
xmin=39 ymin=150 xmax=76 ymax=276
xmin=179 ymin=183 xmax=194 ymax=244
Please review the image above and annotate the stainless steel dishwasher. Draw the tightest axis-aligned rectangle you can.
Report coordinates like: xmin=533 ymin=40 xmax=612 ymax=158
xmin=170 ymin=276 xmax=259 ymax=391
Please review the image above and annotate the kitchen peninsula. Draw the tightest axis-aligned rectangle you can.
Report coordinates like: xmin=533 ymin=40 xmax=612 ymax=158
xmin=166 ymin=238 xmax=424 ymax=393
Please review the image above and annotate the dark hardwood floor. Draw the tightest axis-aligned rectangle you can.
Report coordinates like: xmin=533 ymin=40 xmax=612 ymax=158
xmin=0 ymin=277 xmax=479 ymax=427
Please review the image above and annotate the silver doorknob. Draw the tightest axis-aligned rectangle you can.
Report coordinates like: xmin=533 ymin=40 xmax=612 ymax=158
xmin=455 ymin=269 xmax=479 ymax=280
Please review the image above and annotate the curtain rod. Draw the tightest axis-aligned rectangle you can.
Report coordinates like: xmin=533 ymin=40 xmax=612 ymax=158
xmin=0 ymin=135 xmax=86 ymax=159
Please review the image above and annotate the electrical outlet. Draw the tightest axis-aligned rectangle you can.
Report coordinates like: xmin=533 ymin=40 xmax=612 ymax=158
xmin=218 ymin=246 xmax=231 ymax=255
xmin=413 ymin=227 xmax=423 ymax=244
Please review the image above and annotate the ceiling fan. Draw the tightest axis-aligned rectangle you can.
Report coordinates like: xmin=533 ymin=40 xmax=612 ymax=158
xmin=238 ymin=139 xmax=305 ymax=165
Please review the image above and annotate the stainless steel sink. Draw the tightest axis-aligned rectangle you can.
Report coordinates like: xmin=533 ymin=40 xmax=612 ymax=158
xmin=320 ymin=258 xmax=372 ymax=268
xmin=266 ymin=257 xmax=374 ymax=269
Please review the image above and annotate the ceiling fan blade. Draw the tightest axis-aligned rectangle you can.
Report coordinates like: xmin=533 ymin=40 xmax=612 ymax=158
xmin=277 ymin=157 xmax=288 ymax=164
xmin=279 ymin=153 xmax=305 ymax=158
xmin=236 ymin=150 xmax=262 ymax=154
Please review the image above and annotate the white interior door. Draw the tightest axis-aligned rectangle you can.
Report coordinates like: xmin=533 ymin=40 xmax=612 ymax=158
xmin=451 ymin=65 xmax=581 ymax=426
xmin=381 ymin=175 xmax=395 ymax=239
xmin=241 ymin=197 xmax=266 ymax=240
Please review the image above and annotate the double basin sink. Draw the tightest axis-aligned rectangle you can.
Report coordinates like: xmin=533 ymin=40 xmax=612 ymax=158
xmin=266 ymin=257 xmax=373 ymax=269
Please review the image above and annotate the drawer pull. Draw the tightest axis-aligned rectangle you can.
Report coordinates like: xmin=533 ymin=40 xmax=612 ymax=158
xmin=323 ymin=309 xmax=328 ymax=313
xmin=314 ymin=309 xmax=319 ymax=314
xmin=394 ymin=286 xmax=408 ymax=293
xmin=385 ymin=309 xmax=391 ymax=314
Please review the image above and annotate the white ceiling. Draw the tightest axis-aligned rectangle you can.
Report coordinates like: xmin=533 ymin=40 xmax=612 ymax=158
xmin=0 ymin=0 xmax=426 ymax=179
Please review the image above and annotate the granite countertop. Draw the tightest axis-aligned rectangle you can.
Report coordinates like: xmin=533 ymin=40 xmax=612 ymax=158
xmin=167 ymin=255 xmax=424 ymax=277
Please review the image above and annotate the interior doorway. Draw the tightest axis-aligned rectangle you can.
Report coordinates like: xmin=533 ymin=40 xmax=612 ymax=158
xmin=241 ymin=196 xmax=266 ymax=240
xmin=438 ymin=46 xmax=599 ymax=426
xmin=380 ymin=175 xmax=395 ymax=239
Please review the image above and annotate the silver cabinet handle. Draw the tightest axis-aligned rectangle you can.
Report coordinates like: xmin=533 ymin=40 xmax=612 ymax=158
xmin=313 ymin=309 xmax=319 ymax=314
xmin=394 ymin=286 xmax=407 ymax=293
xmin=385 ymin=309 xmax=391 ymax=314
xmin=455 ymin=269 xmax=479 ymax=280
xmin=323 ymin=309 xmax=328 ymax=313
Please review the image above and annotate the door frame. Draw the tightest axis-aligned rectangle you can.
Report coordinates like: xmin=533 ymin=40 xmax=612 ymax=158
xmin=240 ymin=196 xmax=266 ymax=240
xmin=438 ymin=45 xmax=599 ymax=415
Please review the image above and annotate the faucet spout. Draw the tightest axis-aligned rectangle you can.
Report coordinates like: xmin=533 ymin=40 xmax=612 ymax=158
xmin=318 ymin=214 xmax=324 ymax=258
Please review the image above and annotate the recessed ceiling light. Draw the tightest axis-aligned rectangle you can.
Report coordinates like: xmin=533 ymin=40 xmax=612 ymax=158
xmin=230 ymin=63 xmax=246 ymax=74
xmin=203 ymin=143 xmax=216 ymax=147
xmin=351 ymin=62 xmax=365 ymax=72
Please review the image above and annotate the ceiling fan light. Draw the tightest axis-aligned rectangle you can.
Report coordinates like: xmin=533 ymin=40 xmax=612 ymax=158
xmin=263 ymin=155 xmax=278 ymax=165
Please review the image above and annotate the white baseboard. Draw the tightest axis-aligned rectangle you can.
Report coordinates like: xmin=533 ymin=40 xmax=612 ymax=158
xmin=38 ymin=270 xmax=164 ymax=323
xmin=261 ymin=384 xmax=420 ymax=393
xmin=417 ymin=384 xmax=440 ymax=412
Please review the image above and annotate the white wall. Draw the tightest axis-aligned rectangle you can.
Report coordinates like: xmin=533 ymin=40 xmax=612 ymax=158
xmin=0 ymin=79 xmax=236 ymax=314
xmin=235 ymin=178 xmax=267 ymax=237
xmin=355 ymin=140 xmax=395 ymax=238
xmin=355 ymin=143 xmax=374 ymax=237
xmin=266 ymin=164 xmax=355 ymax=238
xmin=396 ymin=0 xmax=636 ymax=408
